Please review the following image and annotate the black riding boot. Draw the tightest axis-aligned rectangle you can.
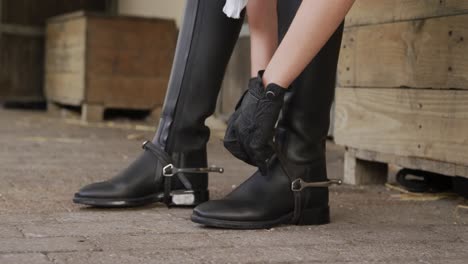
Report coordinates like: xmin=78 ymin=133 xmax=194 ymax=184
xmin=191 ymin=0 xmax=344 ymax=228
xmin=73 ymin=0 xmax=244 ymax=207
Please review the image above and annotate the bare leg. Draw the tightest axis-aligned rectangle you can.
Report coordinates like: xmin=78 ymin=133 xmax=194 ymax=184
xmin=263 ymin=0 xmax=355 ymax=87
xmin=247 ymin=0 xmax=278 ymax=76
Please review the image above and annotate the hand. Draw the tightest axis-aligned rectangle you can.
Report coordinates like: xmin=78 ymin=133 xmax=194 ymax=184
xmin=224 ymin=73 xmax=286 ymax=175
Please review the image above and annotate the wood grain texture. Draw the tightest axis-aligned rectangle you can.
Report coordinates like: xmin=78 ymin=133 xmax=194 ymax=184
xmin=346 ymin=0 xmax=468 ymax=27
xmin=0 ymin=34 xmax=44 ymax=101
xmin=334 ymin=88 xmax=468 ymax=166
xmin=0 ymin=0 xmax=107 ymax=102
xmin=86 ymin=75 xmax=167 ymax=108
xmin=82 ymin=103 xmax=104 ymax=122
xmin=348 ymin=148 xmax=468 ymax=178
xmin=338 ymin=14 xmax=468 ymax=89
xmin=85 ymin=16 xmax=176 ymax=108
xmin=45 ymin=73 xmax=85 ymax=105
xmin=44 ymin=18 xmax=86 ymax=105
xmin=0 ymin=24 xmax=43 ymax=36
xmin=344 ymin=151 xmax=388 ymax=185
xmin=45 ymin=13 xmax=177 ymax=109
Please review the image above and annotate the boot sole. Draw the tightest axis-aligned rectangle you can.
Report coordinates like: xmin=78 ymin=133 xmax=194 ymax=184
xmin=73 ymin=189 xmax=209 ymax=208
xmin=191 ymin=206 xmax=330 ymax=229
xmin=191 ymin=213 xmax=292 ymax=229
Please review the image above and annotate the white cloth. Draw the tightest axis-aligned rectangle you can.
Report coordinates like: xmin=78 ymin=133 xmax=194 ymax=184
xmin=223 ymin=0 xmax=248 ymax=19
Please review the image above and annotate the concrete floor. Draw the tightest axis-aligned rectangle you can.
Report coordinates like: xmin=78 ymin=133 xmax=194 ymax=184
xmin=0 ymin=108 xmax=467 ymax=264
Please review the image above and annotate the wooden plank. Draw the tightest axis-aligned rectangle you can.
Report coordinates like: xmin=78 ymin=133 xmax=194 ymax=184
xmin=0 ymin=24 xmax=43 ymax=36
xmin=0 ymin=34 xmax=44 ymax=101
xmin=334 ymin=88 xmax=468 ymax=167
xmin=346 ymin=0 xmax=468 ymax=27
xmin=44 ymin=17 xmax=86 ymax=105
xmin=45 ymin=47 xmax=86 ymax=73
xmin=338 ymin=14 xmax=468 ymax=89
xmin=348 ymin=148 xmax=468 ymax=179
xmin=45 ymin=13 xmax=176 ymax=111
xmin=82 ymin=103 xmax=104 ymax=122
xmin=85 ymin=16 xmax=176 ymax=108
xmin=86 ymin=75 xmax=167 ymax=109
xmin=344 ymin=150 xmax=388 ymax=185
xmin=44 ymin=73 xmax=85 ymax=105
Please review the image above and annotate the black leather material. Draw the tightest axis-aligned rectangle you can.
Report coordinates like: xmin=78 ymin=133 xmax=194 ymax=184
xmin=192 ymin=155 xmax=329 ymax=227
xmin=74 ymin=0 xmax=244 ymax=207
xmin=277 ymin=14 xmax=344 ymax=165
xmin=194 ymin=156 xmax=293 ymax=222
xmin=224 ymin=72 xmax=286 ymax=174
xmin=74 ymin=148 xmax=206 ymax=202
xmin=274 ymin=1 xmax=344 ymax=222
xmin=191 ymin=0 xmax=344 ymax=228
xmin=157 ymin=2 xmax=245 ymax=152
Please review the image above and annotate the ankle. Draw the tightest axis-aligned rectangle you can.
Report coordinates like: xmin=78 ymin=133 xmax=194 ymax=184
xmin=261 ymin=70 xmax=289 ymax=89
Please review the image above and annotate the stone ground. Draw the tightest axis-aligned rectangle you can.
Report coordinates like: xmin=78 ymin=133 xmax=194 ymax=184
xmin=0 ymin=108 xmax=467 ymax=264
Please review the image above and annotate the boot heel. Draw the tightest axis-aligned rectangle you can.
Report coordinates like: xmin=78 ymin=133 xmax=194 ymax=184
xmin=296 ymin=206 xmax=330 ymax=226
xmin=170 ymin=189 xmax=209 ymax=207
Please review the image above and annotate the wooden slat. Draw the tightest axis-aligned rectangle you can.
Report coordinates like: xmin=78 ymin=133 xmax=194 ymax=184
xmin=85 ymin=16 xmax=176 ymax=107
xmin=0 ymin=34 xmax=44 ymax=101
xmin=86 ymin=75 xmax=167 ymax=108
xmin=344 ymin=150 xmax=388 ymax=185
xmin=348 ymin=148 xmax=468 ymax=178
xmin=44 ymin=18 xmax=86 ymax=105
xmin=0 ymin=23 xmax=43 ymax=36
xmin=44 ymin=73 xmax=85 ymax=105
xmin=338 ymin=14 xmax=468 ymax=89
xmin=334 ymin=88 xmax=468 ymax=167
xmin=346 ymin=0 xmax=468 ymax=27
xmin=45 ymin=13 xmax=176 ymax=110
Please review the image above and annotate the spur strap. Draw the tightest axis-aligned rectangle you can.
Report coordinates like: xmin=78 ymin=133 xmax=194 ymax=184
xmin=141 ymin=140 xmax=224 ymax=206
xmin=275 ymin=151 xmax=342 ymax=224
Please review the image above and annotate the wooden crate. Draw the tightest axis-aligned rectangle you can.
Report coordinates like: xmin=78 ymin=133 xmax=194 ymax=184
xmin=0 ymin=0 xmax=110 ymax=103
xmin=334 ymin=0 xmax=468 ymax=184
xmin=45 ymin=11 xmax=177 ymax=121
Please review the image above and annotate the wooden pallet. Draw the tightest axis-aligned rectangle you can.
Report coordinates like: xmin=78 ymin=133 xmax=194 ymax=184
xmin=335 ymin=0 xmax=468 ymax=185
xmin=343 ymin=147 xmax=468 ymax=185
xmin=47 ymin=101 xmax=161 ymax=123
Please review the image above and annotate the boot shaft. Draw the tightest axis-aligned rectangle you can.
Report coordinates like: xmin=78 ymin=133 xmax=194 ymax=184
xmin=157 ymin=0 xmax=244 ymax=195
xmin=154 ymin=0 xmax=245 ymax=154
xmin=276 ymin=0 xmax=344 ymax=168
xmin=170 ymin=148 xmax=208 ymax=190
